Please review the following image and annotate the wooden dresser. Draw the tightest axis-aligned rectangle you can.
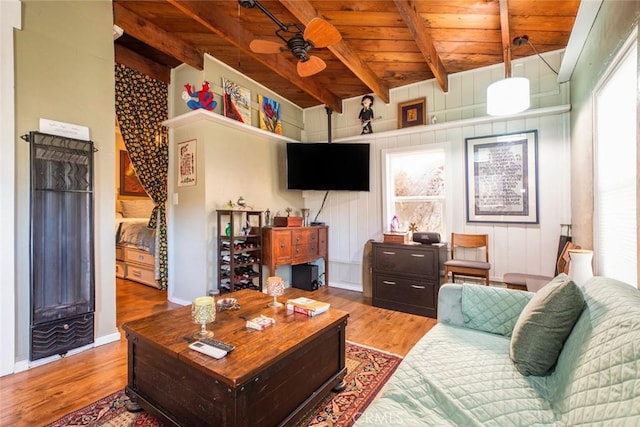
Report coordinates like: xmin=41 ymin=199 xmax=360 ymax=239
xmin=262 ymin=226 xmax=328 ymax=285
xmin=372 ymin=242 xmax=447 ymax=318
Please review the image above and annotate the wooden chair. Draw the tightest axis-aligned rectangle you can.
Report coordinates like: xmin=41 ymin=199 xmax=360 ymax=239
xmin=443 ymin=233 xmax=491 ymax=285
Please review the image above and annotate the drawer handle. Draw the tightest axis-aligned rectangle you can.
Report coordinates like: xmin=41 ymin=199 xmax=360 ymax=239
xmin=411 ymin=254 xmax=425 ymax=258
xmin=382 ymin=251 xmax=396 ymax=255
xmin=138 ymin=255 xmax=144 ymax=261
xmin=383 ymin=280 xmax=396 ymax=285
xmin=133 ymin=271 xmax=142 ymax=277
xmin=411 ymin=285 xmax=425 ymax=289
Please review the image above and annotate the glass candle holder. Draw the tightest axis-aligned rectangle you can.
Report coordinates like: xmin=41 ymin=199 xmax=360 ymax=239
xmin=192 ymin=296 xmax=216 ymax=339
xmin=267 ymin=276 xmax=284 ymax=308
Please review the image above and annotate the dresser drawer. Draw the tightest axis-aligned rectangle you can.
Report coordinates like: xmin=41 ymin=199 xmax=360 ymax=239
xmin=292 ymin=242 xmax=318 ymax=264
xmin=374 ymin=245 xmax=438 ymax=277
xmin=125 ymin=264 xmax=157 ymax=287
xmin=125 ymin=248 xmax=154 ymax=268
xmin=293 ymin=228 xmax=317 ymax=245
xmin=116 ymin=260 xmax=126 ymax=278
xmin=116 ymin=246 xmax=124 ymax=261
xmin=373 ymin=274 xmax=437 ymax=309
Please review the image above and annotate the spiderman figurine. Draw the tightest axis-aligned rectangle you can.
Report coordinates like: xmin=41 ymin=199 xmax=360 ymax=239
xmin=183 ymin=81 xmax=217 ymax=111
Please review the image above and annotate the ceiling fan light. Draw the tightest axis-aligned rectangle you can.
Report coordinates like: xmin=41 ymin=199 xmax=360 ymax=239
xmin=486 ymin=77 xmax=530 ymax=116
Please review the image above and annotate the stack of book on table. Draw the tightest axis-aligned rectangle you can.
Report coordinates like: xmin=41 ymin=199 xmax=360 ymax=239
xmin=286 ymin=297 xmax=330 ymax=317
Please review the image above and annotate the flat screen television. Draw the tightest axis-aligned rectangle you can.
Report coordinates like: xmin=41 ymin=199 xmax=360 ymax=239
xmin=286 ymin=142 xmax=370 ymax=191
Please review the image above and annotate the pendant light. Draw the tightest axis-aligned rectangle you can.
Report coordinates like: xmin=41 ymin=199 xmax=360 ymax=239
xmin=486 ymin=36 xmax=530 ymax=116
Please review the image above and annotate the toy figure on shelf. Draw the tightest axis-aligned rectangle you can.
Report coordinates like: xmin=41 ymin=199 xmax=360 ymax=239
xmin=359 ymin=95 xmax=375 ymax=135
xmin=182 ymin=81 xmax=217 ymax=111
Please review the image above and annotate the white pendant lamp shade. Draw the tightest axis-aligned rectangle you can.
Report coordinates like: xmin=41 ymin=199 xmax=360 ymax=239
xmin=486 ymin=77 xmax=530 ymax=116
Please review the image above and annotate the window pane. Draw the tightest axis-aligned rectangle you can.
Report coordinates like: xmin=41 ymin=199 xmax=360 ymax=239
xmin=394 ymin=201 xmax=444 ymax=234
xmin=392 ymin=153 xmax=444 ymax=197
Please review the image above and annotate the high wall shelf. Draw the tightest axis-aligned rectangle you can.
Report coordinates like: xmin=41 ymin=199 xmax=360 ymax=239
xmin=217 ymin=210 xmax=264 ymax=294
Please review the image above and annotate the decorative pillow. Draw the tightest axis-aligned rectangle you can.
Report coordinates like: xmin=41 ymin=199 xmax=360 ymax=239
xmin=120 ymin=199 xmax=154 ymax=218
xmin=462 ymin=284 xmax=533 ymax=337
xmin=509 ymin=274 xmax=585 ymax=376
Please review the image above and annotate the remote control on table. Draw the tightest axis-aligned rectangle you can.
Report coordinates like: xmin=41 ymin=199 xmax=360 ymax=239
xmin=199 ymin=337 xmax=235 ymax=353
xmin=188 ymin=341 xmax=228 ymax=359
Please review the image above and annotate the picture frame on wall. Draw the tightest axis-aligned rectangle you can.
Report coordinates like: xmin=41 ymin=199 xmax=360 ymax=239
xmin=177 ymin=139 xmax=197 ymax=187
xmin=398 ymin=97 xmax=427 ymax=129
xmin=465 ymin=130 xmax=539 ymax=224
xmin=119 ymin=150 xmax=147 ymax=197
xmin=222 ymin=78 xmax=251 ymax=125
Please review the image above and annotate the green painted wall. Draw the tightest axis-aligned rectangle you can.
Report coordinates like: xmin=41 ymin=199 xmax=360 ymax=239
xmin=569 ymin=1 xmax=640 ymax=249
xmin=14 ymin=0 xmax=117 ymax=362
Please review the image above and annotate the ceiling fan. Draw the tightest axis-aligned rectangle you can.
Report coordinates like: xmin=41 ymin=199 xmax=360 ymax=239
xmin=238 ymin=0 xmax=341 ymax=77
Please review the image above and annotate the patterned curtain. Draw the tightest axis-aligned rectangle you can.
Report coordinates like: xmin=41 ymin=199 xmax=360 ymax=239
xmin=115 ymin=63 xmax=169 ymax=289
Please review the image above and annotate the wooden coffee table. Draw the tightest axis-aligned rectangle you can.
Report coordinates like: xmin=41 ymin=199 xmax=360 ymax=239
xmin=123 ymin=289 xmax=349 ymax=426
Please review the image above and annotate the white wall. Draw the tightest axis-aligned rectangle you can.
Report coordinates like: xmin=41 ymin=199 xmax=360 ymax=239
xmin=167 ymin=56 xmax=305 ymax=303
xmin=0 ymin=0 xmax=21 ymax=377
xmin=303 ymin=52 xmax=571 ymax=290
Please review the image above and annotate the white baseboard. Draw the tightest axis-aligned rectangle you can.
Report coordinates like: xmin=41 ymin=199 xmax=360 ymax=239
xmin=328 ymin=281 xmax=362 ymax=292
xmin=95 ymin=331 xmax=121 ymax=346
xmin=168 ymin=295 xmax=190 ymax=306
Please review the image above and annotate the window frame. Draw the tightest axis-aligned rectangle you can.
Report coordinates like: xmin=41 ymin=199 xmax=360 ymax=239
xmin=381 ymin=143 xmax=447 ymax=237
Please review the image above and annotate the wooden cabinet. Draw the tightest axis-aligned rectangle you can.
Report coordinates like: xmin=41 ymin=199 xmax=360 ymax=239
xmin=217 ymin=210 xmax=263 ymax=294
xmin=372 ymin=242 xmax=447 ymax=318
xmin=263 ymin=226 xmax=329 ymax=285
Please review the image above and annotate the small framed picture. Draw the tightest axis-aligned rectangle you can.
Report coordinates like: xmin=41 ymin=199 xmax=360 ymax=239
xmin=119 ymin=150 xmax=147 ymax=196
xmin=398 ymin=97 xmax=427 ymax=129
xmin=177 ymin=139 xmax=197 ymax=187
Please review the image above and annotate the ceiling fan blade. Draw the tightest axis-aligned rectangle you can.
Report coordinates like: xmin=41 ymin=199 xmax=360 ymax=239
xmin=249 ymin=39 xmax=284 ymax=54
xmin=303 ymin=17 xmax=341 ymax=48
xmin=297 ymin=55 xmax=326 ymax=77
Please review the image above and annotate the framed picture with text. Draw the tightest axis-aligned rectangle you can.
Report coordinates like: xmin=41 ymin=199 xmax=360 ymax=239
xmin=177 ymin=139 xmax=197 ymax=187
xmin=465 ymin=130 xmax=539 ymax=224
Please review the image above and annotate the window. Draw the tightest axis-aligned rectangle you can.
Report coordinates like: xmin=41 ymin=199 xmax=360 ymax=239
xmin=593 ymin=28 xmax=637 ymax=285
xmin=382 ymin=145 xmax=446 ymax=236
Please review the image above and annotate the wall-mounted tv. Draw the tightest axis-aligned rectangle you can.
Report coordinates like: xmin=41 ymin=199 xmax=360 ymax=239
xmin=286 ymin=142 xmax=370 ymax=191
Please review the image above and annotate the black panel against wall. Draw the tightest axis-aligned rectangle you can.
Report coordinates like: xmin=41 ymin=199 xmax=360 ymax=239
xmin=27 ymin=131 xmax=95 ymax=360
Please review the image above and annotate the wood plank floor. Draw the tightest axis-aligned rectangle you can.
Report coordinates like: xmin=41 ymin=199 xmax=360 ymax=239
xmin=0 ymin=279 xmax=436 ymax=426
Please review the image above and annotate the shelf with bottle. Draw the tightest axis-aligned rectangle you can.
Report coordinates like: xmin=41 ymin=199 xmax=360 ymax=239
xmin=216 ymin=209 xmax=264 ymax=294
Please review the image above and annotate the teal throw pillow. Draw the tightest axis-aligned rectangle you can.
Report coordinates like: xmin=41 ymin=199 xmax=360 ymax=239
xmin=509 ymin=274 xmax=585 ymax=376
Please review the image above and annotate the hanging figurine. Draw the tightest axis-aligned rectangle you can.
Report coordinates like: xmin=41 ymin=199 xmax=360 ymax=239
xmin=358 ymin=95 xmax=375 ymax=135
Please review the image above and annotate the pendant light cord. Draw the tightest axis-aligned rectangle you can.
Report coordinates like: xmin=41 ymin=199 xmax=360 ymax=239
xmin=514 ymin=35 xmax=559 ymax=75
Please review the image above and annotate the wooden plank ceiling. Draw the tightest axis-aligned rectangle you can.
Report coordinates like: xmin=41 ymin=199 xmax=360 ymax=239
xmin=114 ymin=0 xmax=580 ymax=113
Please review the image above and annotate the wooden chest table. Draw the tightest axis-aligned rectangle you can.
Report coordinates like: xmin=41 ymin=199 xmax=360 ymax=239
xmin=123 ymin=289 xmax=348 ymax=426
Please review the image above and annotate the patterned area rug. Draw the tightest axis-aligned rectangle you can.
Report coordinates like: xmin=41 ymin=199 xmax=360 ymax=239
xmin=46 ymin=342 xmax=402 ymax=427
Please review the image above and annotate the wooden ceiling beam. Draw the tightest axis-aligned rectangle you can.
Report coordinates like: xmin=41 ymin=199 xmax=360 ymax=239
xmin=113 ymin=3 xmax=204 ymax=71
xmin=498 ymin=0 xmax=512 ymax=77
xmin=167 ymin=0 xmax=343 ymax=113
xmin=115 ymin=44 xmax=172 ymax=83
xmin=393 ymin=0 xmax=448 ymax=93
xmin=278 ymin=0 xmax=390 ymax=104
